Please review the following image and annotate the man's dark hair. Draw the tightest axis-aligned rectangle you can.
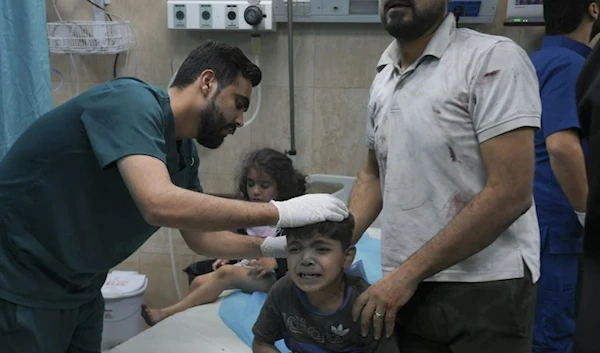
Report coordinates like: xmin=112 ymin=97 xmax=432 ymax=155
xmin=170 ymin=40 xmax=262 ymax=89
xmin=284 ymin=214 xmax=355 ymax=250
xmin=544 ymin=0 xmax=596 ymax=35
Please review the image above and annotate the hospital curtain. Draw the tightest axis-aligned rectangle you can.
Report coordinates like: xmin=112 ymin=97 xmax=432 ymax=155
xmin=0 ymin=0 xmax=52 ymax=159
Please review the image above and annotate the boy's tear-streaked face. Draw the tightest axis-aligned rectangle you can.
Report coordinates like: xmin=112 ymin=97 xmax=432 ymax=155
xmin=286 ymin=233 xmax=351 ymax=293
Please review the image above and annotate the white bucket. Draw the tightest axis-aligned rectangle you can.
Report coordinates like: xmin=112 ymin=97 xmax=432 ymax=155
xmin=100 ymin=271 xmax=148 ymax=351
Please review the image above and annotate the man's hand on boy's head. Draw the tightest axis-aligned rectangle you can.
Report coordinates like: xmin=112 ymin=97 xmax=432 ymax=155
xmin=352 ymin=270 xmax=419 ymax=340
xmin=270 ymin=193 xmax=349 ymax=228
xmin=248 ymin=257 xmax=278 ymax=278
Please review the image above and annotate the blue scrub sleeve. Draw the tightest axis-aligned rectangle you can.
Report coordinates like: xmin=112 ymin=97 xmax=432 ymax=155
xmin=80 ymin=87 xmax=167 ymax=169
xmin=541 ymin=60 xmax=582 ymax=138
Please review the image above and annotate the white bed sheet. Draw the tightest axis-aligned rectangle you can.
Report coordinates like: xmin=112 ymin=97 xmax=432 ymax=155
xmin=105 ymin=291 xmax=251 ymax=353
xmin=105 ymin=228 xmax=382 ymax=353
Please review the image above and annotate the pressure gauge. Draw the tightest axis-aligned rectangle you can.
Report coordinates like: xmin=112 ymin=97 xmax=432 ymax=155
xmin=244 ymin=4 xmax=264 ymax=26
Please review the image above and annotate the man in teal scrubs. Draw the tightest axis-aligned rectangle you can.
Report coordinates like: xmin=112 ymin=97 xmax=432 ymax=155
xmin=0 ymin=40 xmax=348 ymax=353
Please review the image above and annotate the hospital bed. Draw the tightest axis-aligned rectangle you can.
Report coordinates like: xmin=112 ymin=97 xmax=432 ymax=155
xmin=105 ymin=175 xmax=383 ymax=353
xmin=105 ymin=291 xmax=253 ymax=353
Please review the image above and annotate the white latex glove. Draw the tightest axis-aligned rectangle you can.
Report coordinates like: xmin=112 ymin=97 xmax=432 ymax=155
xmin=575 ymin=210 xmax=586 ymax=226
xmin=260 ymin=236 xmax=288 ymax=258
xmin=270 ymin=194 xmax=349 ymax=228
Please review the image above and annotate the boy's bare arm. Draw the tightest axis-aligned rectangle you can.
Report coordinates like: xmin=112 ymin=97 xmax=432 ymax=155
xmin=252 ymin=338 xmax=280 ymax=353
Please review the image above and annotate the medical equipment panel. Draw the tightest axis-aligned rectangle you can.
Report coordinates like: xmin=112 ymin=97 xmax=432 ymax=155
xmin=167 ymin=0 xmax=500 ymax=28
xmin=167 ymin=0 xmax=277 ymax=31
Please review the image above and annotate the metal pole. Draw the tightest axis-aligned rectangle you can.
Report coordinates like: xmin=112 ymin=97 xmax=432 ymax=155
xmin=286 ymin=0 xmax=296 ymax=161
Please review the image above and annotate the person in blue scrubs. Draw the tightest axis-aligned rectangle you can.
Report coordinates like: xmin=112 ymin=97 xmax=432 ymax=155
xmin=530 ymin=1 xmax=599 ymax=352
xmin=0 ymin=40 xmax=348 ymax=353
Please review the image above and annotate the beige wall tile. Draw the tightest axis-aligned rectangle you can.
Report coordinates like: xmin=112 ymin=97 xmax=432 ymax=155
xmin=139 ymin=253 xmax=195 ymax=308
xmin=126 ymin=0 xmax=170 ymax=53
xmin=248 ymin=86 xmax=314 ymax=172
xmin=314 ymin=24 xmax=385 ymax=89
xmin=76 ymin=54 xmax=120 ymax=83
xmin=113 ymin=49 xmax=142 ymax=79
xmin=517 ymin=27 xmax=545 ymax=54
xmin=258 ymin=24 xmax=316 ymax=87
xmin=311 ymin=88 xmax=369 ymax=176
xmin=197 ymin=172 xmax=217 ymax=192
xmin=49 ymin=54 xmax=73 ymax=81
xmin=47 ymin=0 xmax=91 ymax=22
xmin=138 ymin=229 xmax=168 ymax=254
xmin=196 ymin=121 xmax=252 ymax=175
xmin=52 ymin=81 xmax=72 ymax=107
xmin=123 ymin=48 xmax=173 ymax=86
xmin=205 ymin=172 xmax=238 ymax=195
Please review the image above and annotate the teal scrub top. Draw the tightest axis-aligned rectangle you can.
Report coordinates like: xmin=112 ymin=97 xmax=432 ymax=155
xmin=0 ymin=77 xmax=202 ymax=309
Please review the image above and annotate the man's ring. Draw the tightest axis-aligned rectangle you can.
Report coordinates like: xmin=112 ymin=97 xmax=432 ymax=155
xmin=374 ymin=312 xmax=383 ymax=318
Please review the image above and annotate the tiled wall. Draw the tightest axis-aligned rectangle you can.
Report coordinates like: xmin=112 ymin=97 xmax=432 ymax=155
xmin=46 ymin=0 xmax=544 ymax=309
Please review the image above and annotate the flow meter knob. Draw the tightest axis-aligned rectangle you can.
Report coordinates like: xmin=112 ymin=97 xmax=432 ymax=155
xmin=244 ymin=5 xmax=264 ymax=26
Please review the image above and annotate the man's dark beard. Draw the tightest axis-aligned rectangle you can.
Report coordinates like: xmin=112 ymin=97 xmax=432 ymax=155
xmin=382 ymin=1 xmax=446 ymax=43
xmin=195 ymin=100 xmax=237 ymax=149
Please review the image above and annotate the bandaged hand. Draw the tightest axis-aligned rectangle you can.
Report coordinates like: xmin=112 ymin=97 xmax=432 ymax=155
xmin=575 ymin=210 xmax=586 ymax=227
xmin=270 ymin=194 xmax=349 ymax=228
xmin=260 ymin=236 xmax=288 ymax=258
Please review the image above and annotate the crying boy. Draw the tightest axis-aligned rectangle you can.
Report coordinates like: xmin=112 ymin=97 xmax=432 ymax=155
xmin=252 ymin=214 xmax=400 ymax=353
